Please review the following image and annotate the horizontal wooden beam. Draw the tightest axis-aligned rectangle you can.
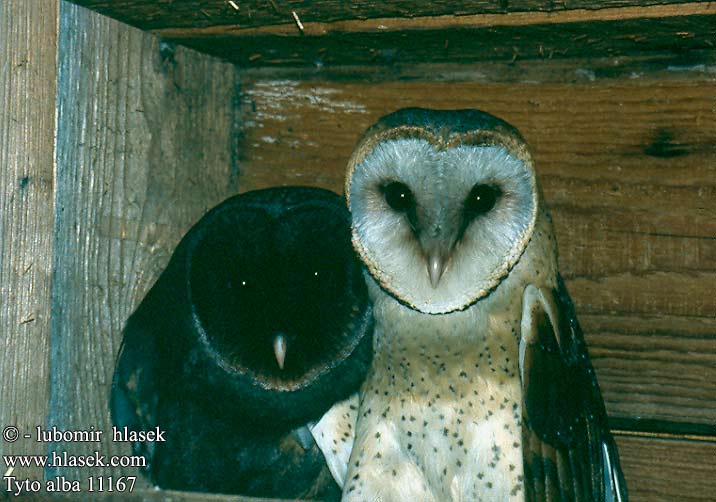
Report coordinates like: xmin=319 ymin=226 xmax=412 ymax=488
xmin=168 ymin=12 xmax=716 ymax=67
xmin=615 ymin=434 xmax=716 ymax=501
xmin=66 ymin=1 xmax=711 ymax=31
xmin=156 ymin=2 xmax=716 ymax=37
xmin=240 ymin=50 xmax=715 ymax=83
xmin=66 ymin=1 xmax=715 ymax=67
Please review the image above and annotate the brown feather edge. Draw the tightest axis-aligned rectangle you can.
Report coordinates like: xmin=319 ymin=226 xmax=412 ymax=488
xmin=344 ymin=113 xmax=540 ymax=314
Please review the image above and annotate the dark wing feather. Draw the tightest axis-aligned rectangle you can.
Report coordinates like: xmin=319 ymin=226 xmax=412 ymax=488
xmin=110 ymin=312 xmax=159 ymax=472
xmin=520 ymin=276 xmax=628 ymax=502
xmin=111 ymin=300 xmax=343 ymax=499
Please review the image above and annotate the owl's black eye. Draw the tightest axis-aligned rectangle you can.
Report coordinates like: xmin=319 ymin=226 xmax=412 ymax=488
xmin=464 ymin=184 xmax=501 ymax=217
xmin=381 ymin=182 xmax=415 ymax=212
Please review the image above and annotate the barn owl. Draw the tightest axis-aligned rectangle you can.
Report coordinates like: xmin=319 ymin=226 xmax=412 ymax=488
xmin=111 ymin=187 xmax=372 ymax=500
xmin=341 ymin=108 xmax=627 ymax=501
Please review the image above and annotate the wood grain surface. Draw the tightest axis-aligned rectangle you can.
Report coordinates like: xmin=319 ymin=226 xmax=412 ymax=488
xmin=236 ymin=71 xmax=716 ymax=431
xmin=67 ymin=0 xmax=709 ymax=31
xmin=65 ymin=1 xmax=716 ymax=67
xmin=239 ymin=50 xmax=714 ymax=84
xmin=162 ymin=8 xmax=715 ymax=68
xmin=615 ymin=433 xmax=716 ymax=502
xmin=47 ymin=1 xmax=241 ymax=482
xmin=0 ymin=0 xmax=59 ymax=484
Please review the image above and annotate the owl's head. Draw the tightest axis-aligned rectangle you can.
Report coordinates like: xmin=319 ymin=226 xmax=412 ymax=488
xmin=346 ymin=108 xmax=539 ymax=314
xmin=165 ymin=187 xmax=373 ymax=423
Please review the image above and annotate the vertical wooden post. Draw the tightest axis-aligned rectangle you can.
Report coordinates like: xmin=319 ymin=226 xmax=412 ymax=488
xmin=0 ymin=0 xmax=59 ymax=486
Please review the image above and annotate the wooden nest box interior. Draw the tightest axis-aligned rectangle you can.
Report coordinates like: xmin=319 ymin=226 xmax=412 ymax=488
xmin=1 ymin=1 xmax=714 ymax=501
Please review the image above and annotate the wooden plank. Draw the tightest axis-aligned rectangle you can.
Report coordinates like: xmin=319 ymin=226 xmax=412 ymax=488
xmin=237 ymin=72 xmax=716 ymax=430
xmin=66 ymin=1 xmax=715 ymax=67
xmin=162 ymin=9 xmax=714 ymax=67
xmin=584 ymin=313 xmax=716 ymax=429
xmin=158 ymin=2 xmax=715 ymax=36
xmin=67 ymin=0 xmax=708 ymax=32
xmin=0 ymin=0 xmax=59 ymax=485
xmin=240 ymin=50 xmax=715 ymax=84
xmin=47 ymin=2 xmax=241 ymax=483
xmin=615 ymin=434 xmax=716 ymax=502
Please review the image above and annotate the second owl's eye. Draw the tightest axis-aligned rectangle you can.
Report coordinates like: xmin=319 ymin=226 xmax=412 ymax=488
xmin=381 ymin=182 xmax=415 ymax=212
xmin=464 ymin=184 xmax=501 ymax=217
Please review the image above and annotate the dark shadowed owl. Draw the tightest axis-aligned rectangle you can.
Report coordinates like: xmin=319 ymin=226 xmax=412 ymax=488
xmin=110 ymin=187 xmax=373 ymax=500
xmin=340 ymin=108 xmax=627 ymax=501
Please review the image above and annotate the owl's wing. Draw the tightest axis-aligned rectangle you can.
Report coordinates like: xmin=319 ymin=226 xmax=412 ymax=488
xmin=309 ymin=393 xmax=359 ymax=487
xmin=519 ymin=276 xmax=628 ymax=502
xmin=110 ymin=314 xmax=159 ymax=472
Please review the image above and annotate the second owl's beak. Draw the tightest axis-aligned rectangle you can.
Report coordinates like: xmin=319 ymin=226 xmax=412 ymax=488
xmin=273 ymin=334 xmax=287 ymax=370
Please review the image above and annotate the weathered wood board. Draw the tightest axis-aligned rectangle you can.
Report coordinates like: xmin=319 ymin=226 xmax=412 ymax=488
xmin=66 ymin=0 xmax=709 ymax=31
xmin=165 ymin=10 xmax=714 ymax=68
xmin=615 ymin=434 xmax=716 ymax=502
xmin=47 ymin=1 xmax=241 ymax=482
xmin=0 ymin=0 xmax=59 ymax=485
xmin=65 ymin=1 xmax=715 ymax=67
xmin=236 ymin=70 xmax=716 ymax=432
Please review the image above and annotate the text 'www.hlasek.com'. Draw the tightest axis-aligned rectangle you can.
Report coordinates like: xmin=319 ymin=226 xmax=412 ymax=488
xmin=2 ymin=425 xmax=163 ymax=496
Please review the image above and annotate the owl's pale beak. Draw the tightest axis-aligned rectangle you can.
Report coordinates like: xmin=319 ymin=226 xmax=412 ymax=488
xmin=427 ymin=253 xmax=446 ymax=288
xmin=418 ymin=216 xmax=456 ymax=288
xmin=273 ymin=334 xmax=287 ymax=370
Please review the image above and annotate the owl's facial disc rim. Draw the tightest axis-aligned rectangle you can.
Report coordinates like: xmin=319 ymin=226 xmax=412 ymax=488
xmin=184 ymin=199 xmax=372 ymax=393
xmin=346 ymin=127 xmax=539 ymax=315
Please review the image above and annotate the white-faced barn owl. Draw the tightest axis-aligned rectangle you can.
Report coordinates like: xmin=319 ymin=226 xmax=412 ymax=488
xmin=340 ymin=108 xmax=628 ymax=501
xmin=111 ymin=187 xmax=373 ymax=500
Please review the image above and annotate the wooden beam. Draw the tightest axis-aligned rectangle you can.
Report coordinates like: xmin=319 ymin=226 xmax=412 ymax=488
xmin=239 ymin=50 xmax=715 ymax=83
xmin=156 ymin=2 xmax=716 ymax=37
xmin=164 ymin=12 xmax=715 ymax=67
xmin=66 ymin=1 xmax=716 ymax=67
xmin=68 ymin=0 xmax=712 ymax=32
xmin=0 ymin=0 xmax=59 ymax=484
xmin=615 ymin=434 xmax=716 ymax=501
